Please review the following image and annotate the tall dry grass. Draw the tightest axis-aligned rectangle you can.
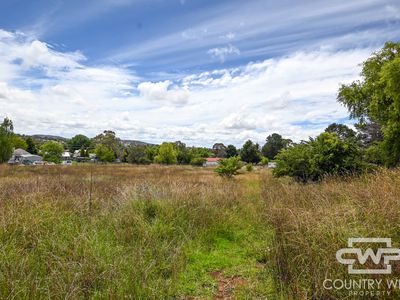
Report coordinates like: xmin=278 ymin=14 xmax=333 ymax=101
xmin=0 ymin=164 xmax=269 ymax=299
xmin=261 ymin=168 xmax=400 ymax=299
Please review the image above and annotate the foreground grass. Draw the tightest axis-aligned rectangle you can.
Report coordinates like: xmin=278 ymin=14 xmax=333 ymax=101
xmin=0 ymin=165 xmax=276 ymax=299
xmin=4 ymin=164 xmax=399 ymax=299
xmin=262 ymin=169 xmax=400 ymax=299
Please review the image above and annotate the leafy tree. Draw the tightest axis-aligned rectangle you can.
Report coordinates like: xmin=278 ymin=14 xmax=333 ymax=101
xmin=12 ymin=136 xmax=28 ymax=150
xmin=25 ymin=137 xmax=38 ymax=154
xmin=324 ymin=123 xmax=357 ymax=141
xmin=175 ymin=141 xmax=191 ymax=164
xmin=145 ymin=145 xmax=159 ymax=162
xmin=261 ymin=133 xmax=292 ymax=160
xmin=190 ymin=157 xmax=206 ymax=166
xmin=273 ymin=132 xmax=365 ymax=182
xmin=364 ymin=142 xmax=386 ymax=165
xmin=40 ymin=141 xmax=64 ymax=164
xmin=154 ymin=143 xmax=177 ymax=164
xmin=95 ymin=144 xmax=115 ymax=163
xmin=215 ymin=157 xmax=243 ymax=178
xmin=68 ymin=134 xmax=90 ymax=152
xmin=189 ymin=147 xmax=213 ymax=158
xmin=0 ymin=118 xmax=14 ymax=163
xmin=226 ymin=144 xmax=238 ymax=158
xmin=337 ymin=42 xmax=400 ymax=166
xmin=240 ymin=140 xmax=261 ymax=164
xmin=126 ymin=145 xmax=151 ymax=164
xmin=91 ymin=130 xmax=123 ymax=159
xmin=212 ymin=143 xmax=227 ymax=158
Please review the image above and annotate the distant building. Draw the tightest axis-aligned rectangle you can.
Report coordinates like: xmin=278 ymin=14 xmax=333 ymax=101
xmin=267 ymin=162 xmax=277 ymax=168
xmin=62 ymin=151 xmax=71 ymax=160
xmin=8 ymin=149 xmax=42 ymax=165
xmin=203 ymin=157 xmax=221 ymax=167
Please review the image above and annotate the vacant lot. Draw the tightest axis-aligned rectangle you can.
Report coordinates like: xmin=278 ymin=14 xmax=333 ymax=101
xmin=1 ymin=164 xmax=400 ymax=299
xmin=0 ymin=165 xmax=275 ymax=299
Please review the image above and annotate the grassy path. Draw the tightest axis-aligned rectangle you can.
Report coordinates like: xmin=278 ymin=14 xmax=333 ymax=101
xmin=177 ymin=172 xmax=277 ymax=299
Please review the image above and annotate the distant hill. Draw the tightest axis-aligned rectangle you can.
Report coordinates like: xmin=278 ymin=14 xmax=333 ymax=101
xmin=121 ymin=140 xmax=157 ymax=147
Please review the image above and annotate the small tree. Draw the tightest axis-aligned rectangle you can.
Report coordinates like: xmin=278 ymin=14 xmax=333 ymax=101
xmin=0 ymin=118 xmax=14 ymax=163
xmin=240 ymin=140 xmax=261 ymax=163
xmin=12 ymin=136 xmax=28 ymax=150
xmin=215 ymin=157 xmax=243 ymax=178
xmin=226 ymin=144 xmax=238 ymax=158
xmin=40 ymin=141 xmax=64 ymax=163
xmin=25 ymin=137 xmax=38 ymax=154
xmin=261 ymin=133 xmax=292 ymax=160
xmin=154 ymin=143 xmax=177 ymax=164
xmin=95 ymin=144 xmax=115 ymax=163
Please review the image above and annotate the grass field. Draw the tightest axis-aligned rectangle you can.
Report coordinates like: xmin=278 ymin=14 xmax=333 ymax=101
xmin=1 ymin=164 xmax=400 ymax=299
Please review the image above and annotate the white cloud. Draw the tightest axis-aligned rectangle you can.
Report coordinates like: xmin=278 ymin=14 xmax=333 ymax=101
xmin=0 ymin=29 xmax=377 ymax=146
xmin=207 ymin=44 xmax=240 ymax=62
xmin=138 ymin=80 xmax=190 ymax=105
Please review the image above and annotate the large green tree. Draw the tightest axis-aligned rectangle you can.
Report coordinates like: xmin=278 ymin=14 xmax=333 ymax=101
xmin=240 ymin=140 xmax=261 ymax=164
xmin=226 ymin=144 xmax=238 ymax=158
xmin=261 ymin=133 xmax=292 ymax=159
xmin=154 ymin=142 xmax=177 ymax=164
xmin=94 ymin=144 xmax=115 ymax=163
xmin=0 ymin=118 xmax=14 ymax=163
xmin=40 ymin=141 xmax=64 ymax=164
xmin=68 ymin=134 xmax=90 ymax=152
xmin=338 ymin=42 xmax=400 ymax=166
xmin=12 ymin=136 xmax=28 ymax=150
xmin=91 ymin=131 xmax=123 ymax=159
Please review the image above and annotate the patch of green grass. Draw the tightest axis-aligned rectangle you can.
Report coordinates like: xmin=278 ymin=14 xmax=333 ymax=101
xmin=177 ymin=222 xmax=276 ymax=298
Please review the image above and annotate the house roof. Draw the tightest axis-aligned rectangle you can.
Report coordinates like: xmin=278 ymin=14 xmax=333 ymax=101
xmin=13 ymin=148 xmax=30 ymax=156
xmin=205 ymin=157 xmax=221 ymax=162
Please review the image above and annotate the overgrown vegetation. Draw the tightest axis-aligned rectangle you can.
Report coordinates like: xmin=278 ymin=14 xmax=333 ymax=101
xmin=0 ymin=164 xmax=275 ymax=299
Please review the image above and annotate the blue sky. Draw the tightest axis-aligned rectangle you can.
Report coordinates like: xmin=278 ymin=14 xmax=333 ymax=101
xmin=0 ymin=0 xmax=399 ymax=146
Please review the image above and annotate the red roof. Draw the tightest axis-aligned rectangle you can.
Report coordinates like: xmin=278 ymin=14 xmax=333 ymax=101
xmin=205 ymin=157 xmax=221 ymax=162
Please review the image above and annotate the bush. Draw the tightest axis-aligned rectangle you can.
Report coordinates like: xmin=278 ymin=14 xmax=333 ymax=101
xmin=95 ymin=144 xmax=115 ymax=163
xmin=190 ymin=157 xmax=205 ymax=166
xmin=246 ymin=164 xmax=253 ymax=172
xmin=215 ymin=157 xmax=243 ymax=178
xmin=260 ymin=157 xmax=269 ymax=166
xmin=273 ymin=132 xmax=365 ymax=182
xmin=40 ymin=141 xmax=64 ymax=164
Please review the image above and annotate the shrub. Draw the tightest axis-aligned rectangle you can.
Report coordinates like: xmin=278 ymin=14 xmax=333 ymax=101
xmin=246 ymin=164 xmax=253 ymax=172
xmin=273 ymin=132 xmax=365 ymax=182
xmin=260 ymin=157 xmax=269 ymax=166
xmin=190 ymin=157 xmax=205 ymax=166
xmin=215 ymin=157 xmax=243 ymax=178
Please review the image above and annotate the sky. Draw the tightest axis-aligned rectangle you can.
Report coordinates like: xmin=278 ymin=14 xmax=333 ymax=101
xmin=0 ymin=0 xmax=399 ymax=147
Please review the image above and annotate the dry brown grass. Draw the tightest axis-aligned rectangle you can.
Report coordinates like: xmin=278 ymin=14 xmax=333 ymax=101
xmin=261 ymin=168 xmax=400 ymax=299
xmin=0 ymin=164 xmax=273 ymax=299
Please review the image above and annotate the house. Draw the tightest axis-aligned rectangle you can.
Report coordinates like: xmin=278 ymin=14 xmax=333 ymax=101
xmin=267 ymin=162 xmax=277 ymax=168
xmin=8 ymin=149 xmax=42 ymax=165
xmin=62 ymin=151 xmax=71 ymax=160
xmin=203 ymin=157 xmax=221 ymax=167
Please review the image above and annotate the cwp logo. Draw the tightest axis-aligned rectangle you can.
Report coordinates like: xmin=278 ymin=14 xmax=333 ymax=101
xmin=336 ymin=238 xmax=400 ymax=274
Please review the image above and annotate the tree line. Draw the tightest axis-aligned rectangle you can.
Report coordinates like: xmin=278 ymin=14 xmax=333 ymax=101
xmin=0 ymin=121 xmax=290 ymax=166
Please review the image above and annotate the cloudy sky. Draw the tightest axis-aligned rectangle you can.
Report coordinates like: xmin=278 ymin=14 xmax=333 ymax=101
xmin=0 ymin=0 xmax=399 ymax=146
